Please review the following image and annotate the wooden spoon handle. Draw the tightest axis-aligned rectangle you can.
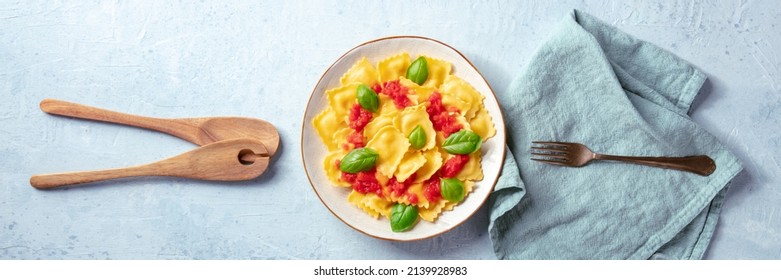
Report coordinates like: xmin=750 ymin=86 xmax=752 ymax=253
xmin=40 ymin=99 xmax=196 ymax=141
xmin=30 ymin=138 xmax=269 ymax=189
xmin=30 ymin=165 xmax=157 ymax=189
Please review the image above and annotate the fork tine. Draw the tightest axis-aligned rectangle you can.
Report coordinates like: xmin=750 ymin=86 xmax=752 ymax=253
xmin=531 ymin=141 xmax=569 ymax=149
xmin=530 ymin=146 xmax=569 ymax=153
xmin=531 ymin=157 xmax=570 ymax=166
xmin=530 ymin=152 xmax=569 ymax=161
xmin=532 ymin=141 xmax=568 ymax=145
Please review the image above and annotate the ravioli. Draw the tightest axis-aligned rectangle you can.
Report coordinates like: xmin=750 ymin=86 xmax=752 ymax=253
xmin=376 ymin=94 xmax=398 ymax=117
xmin=377 ymin=53 xmax=411 ymax=82
xmin=348 ymin=190 xmax=380 ymax=219
xmin=399 ymin=77 xmax=436 ymax=101
xmin=340 ymin=57 xmax=379 ymax=86
xmin=313 ymin=108 xmax=346 ymax=151
xmin=421 ymin=56 xmax=452 ymax=88
xmin=326 ymin=83 xmax=360 ymax=120
xmin=394 ymin=151 xmax=427 ymax=182
xmin=418 ymin=199 xmax=447 ymax=222
xmin=469 ymin=106 xmax=496 ymax=140
xmin=439 ymin=75 xmax=483 ymax=120
xmin=331 ymin=127 xmax=353 ymax=151
xmin=324 ymin=150 xmax=350 ymax=187
xmin=413 ymin=149 xmax=443 ymax=183
xmin=441 ymin=94 xmax=470 ymax=117
xmin=361 ymin=192 xmax=394 ymax=219
xmin=365 ymin=126 xmax=410 ymax=178
xmin=363 ymin=111 xmax=396 ymax=139
xmin=456 ymin=151 xmax=483 ymax=181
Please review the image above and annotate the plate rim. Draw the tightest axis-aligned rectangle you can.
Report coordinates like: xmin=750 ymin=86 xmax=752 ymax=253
xmin=300 ymin=35 xmax=507 ymax=241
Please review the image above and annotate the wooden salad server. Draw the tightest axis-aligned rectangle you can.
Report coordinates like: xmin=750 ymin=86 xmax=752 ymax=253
xmin=39 ymin=99 xmax=280 ymax=157
xmin=30 ymin=138 xmax=269 ymax=189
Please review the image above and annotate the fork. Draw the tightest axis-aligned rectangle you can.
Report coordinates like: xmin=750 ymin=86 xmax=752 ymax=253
xmin=530 ymin=141 xmax=716 ymax=176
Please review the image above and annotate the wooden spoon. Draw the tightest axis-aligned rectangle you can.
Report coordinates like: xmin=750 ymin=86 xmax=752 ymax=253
xmin=30 ymin=138 xmax=269 ymax=189
xmin=40 ymin=99 xmax=280 ymax=156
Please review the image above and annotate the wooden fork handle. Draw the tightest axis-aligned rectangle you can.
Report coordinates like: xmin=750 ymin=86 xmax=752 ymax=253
xmin=594 ymin=154 xmax=716 ymax=176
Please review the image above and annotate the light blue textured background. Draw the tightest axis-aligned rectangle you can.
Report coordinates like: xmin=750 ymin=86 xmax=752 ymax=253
xmin=1 ymin=1 xmax=779 ymax=259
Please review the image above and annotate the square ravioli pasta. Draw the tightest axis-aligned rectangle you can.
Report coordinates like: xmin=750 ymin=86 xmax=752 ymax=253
xmin=312 ymin=53 xmax=495 ymax=232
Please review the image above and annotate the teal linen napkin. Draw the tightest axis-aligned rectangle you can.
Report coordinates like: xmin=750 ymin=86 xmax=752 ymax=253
xmin=488 ymin=10 xmax=743 ymax=260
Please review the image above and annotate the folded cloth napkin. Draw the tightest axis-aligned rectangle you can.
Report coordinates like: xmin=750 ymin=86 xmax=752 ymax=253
xmin=488 ymin=10 xmax=743 ymax=260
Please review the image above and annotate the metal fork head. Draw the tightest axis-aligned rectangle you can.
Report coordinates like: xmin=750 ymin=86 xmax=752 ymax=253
xmin=530 ymin=141 xmax=594 ymax=167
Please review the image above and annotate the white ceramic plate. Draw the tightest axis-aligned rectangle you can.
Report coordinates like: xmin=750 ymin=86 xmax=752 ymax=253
xmin=301 ymin=36 xmax=506 ymax=241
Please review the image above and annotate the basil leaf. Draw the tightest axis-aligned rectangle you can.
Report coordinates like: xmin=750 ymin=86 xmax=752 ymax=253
xmin=339 ymin=148 xmax=378 ymax=173
xmin=390 ymin=203 xmax=419 ymax=232
xmin=356 ymin=84 xmax=379 ymax=113
xmin=441 ymin=130 xmax=482 ymax=154
xmin=406 ymin=56 xmax=429 ymax=85
xmin=440 ymin=178 xmax=465 ymax=202
xmin=408 ymin=125 xmax=426 ymax=149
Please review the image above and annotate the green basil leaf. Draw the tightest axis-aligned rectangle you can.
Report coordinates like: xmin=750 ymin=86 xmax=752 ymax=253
xmin=390 ymin=203 xmax=419 ymax=232
xmin=356 ymin=84 xmax=379 ymax=113
xmin=441 ymin=130 xmax=482 ymax=154
xmin=408 ymin=125 xmax=426 ymax=150
xmin=406 ymin=56 xmax=429 ymax=85
xmin=339 ymin=148 xmax=378 ymax=173
xmin=440 ymin=178 xmax=465 ymax=202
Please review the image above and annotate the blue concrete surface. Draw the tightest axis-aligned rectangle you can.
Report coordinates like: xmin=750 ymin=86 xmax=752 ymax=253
xmin=1 ymin=1 xmax=779 ymax=259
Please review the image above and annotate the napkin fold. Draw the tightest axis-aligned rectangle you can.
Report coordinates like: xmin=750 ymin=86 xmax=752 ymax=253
xmin=488 ymin=10 xmax=743 ymax=259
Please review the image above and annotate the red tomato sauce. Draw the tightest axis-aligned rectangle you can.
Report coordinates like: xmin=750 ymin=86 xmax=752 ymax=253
xmin=335 ymin=160 xmax=381 ymax=196
xmin=346 ymin=131 xmax=364 ymax=149
xmin=440 ymin=154 xmax=470 ymax=178
xmin=370 ymin=83 xmax=383 ymax=94
xmin=423 ymin=176 xmax=442 ymax=202
xmin=425 ymin=92 xmax=463 ymax=137
xmin=348 ymin=104 xmax=372 ymax=132
xmin=407 ymin=193 xmax=419 ymax=205
xmin=340 ymin=171 xmax=355 ymax=183
xmin=387 ymin=174 xmax=417 ymax=197
xmin=379 ymin=80 xmax=412 ymax=109
xmin=341 ymin=168 xmax=382 ymax=196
